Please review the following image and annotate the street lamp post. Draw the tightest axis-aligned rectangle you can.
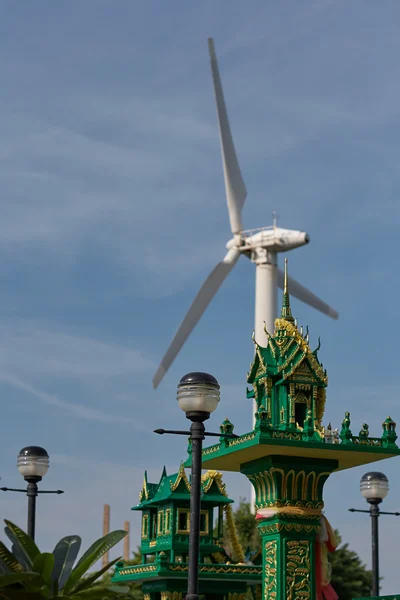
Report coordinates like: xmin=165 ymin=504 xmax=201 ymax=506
xmin=0 ymin=446 xmax=64 ymax=541
xmin=154 ymin=372 xmax=238 ymax=600
xmin=349 ymin=471 xmax=399 ymax=597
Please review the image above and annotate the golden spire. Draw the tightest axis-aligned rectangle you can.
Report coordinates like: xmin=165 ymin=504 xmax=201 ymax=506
xmin=284 ymin=257 xmax=289 ymax=294
xmin=280 ymin=258 xmax=295 ymax=322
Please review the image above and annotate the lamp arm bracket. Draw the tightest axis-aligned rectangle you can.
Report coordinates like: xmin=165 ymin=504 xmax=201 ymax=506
xmin=378 ymin=510 xmax=400 ymax=516
xmin=205 ymin=432 xmax=239 ymax=438
xmin=154 ymin=428 xmax=238 ymax=439
xmin=349 ymin=507 xmax=400 ymax=516
xmin=154 ymin=429 xmax=191 ymax=436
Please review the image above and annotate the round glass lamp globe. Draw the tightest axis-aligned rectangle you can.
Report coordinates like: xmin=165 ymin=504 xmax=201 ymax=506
xmin=360 ymin=472 xmax=389 ymax=501
xmin=177 ymin=372 xmax=220 ymax=415
xmin=17 ymin=446 xmax=50 ymax=478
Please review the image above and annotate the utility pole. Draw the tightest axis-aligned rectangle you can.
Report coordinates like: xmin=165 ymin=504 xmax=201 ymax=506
xmin=102 ymin=504 xmax=110 ymax=568
xmin=124 ymin=521 xmax=130 ymax=561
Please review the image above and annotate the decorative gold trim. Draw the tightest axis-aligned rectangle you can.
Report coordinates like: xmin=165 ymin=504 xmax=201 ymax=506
xmin=286 ymin=540 xmax=311 ymax=600
xmin=317 ymin=387 xmax=326 ymax=424
xmin=314 ymin=472 xmax=332 ymax=501
xmin=228 ymin=432 xmax=257 ymax=446
xmin=139 ymin=473 xmax=149 ymax=502
xmin=272 ymin=431 xmax=302 ymax=441
xmin=169 ymin=563 xmax=262 ymax=575
xmin=274 ymin=318 xmax=328 ymax=385
xmin=157 ymin=510 xmax=164 ymax=535
xmin=256 ymin=345 xmax=267 ymax=371
xmin=141 ymin=514 xmax=149 ymax=539
xmin=251 ymin=466 xmax=329 ymax=508
xmin=267 ymin=378 xmax=272 ymax=416
xmin=284 ymin=469 xmax=296 ymax=498
xmin=164 ymin=508 xmax=172 ymax=534
xmin=119 ymin=564 xmax=157 ymax=575
xmin=264 ymin=540 xmax=277 ymax=599
xmin=352 ymin=437 xmax=383 ymax=447
xmin=294 ymin=391 xmax=308 ymax=405
xmin=296 ymin=383 xmax=311 ymax=391
xmin=268 ymin=336 xmax=277 ymax=358
xmin=259 ymin=522 xmax=320 ymax=534
xmin=170 ymin=463 xmax=191 ymax=492
xmin=200 ymin=431 xmax=257 ymax=457
xmin=224 ymin=504 xmax=246 ymax=563
xmin=161 ymin=592 xmax=183 ymax=600
xmin=202 ymin=443 xmax=221 ymax=456
xmin=201 ymin=470 xmax=227 ymax=496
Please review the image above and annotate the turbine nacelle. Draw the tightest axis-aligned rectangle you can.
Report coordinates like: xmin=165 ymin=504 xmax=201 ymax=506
xmin=226 ymin=226 xmax=310 ymax=254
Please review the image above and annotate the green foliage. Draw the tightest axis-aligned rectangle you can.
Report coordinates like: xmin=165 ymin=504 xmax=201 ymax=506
xmin=90 ymin=549 xmax=143 ymax=600
xmin=330 ymin=531 xmax=373 ymax=600
xmin=31 ymin=553 xmax=54 ymax=585
xmin=62 ymin=530 xmax=128 ymax=595
xmin=229 ymin=500 xmax=260 ymax=552
xmin=0 ymin=520 xmax=132 ymax=599
xmin=50 ymin=535 xmax=81 ymax=591
xmin=216 ymin=499 xmax=260 ymax=556
xmin=4 ymin=522 xmax=40 ymax=569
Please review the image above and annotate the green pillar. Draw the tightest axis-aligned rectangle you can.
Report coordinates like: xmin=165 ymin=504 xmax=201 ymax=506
xmin=241 ymin=455 xmax=338 ymax=600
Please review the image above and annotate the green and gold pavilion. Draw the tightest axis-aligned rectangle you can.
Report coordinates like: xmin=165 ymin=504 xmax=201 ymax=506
xmin=112 ymin=465 xmax=262 ymax=600
xmin=184 ymin=260 xmax=400 ymax=600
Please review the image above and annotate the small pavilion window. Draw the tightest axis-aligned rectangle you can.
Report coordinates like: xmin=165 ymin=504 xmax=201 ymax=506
xmin=295 ymin=403 xmax=306 ymax=428
xmin=177 ymin=509 xmax=190 ymax=533
xmin=200 ymin=510 xmax=209 ymax=534
xmin=141 ymin=514 xmax=149 ymax=539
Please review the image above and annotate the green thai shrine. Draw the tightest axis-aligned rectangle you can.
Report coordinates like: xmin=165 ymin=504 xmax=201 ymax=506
xmin=113 ymin=465 xmax=261 ymax=600
xmin=113 ymin=260 xmax=400 ymax=600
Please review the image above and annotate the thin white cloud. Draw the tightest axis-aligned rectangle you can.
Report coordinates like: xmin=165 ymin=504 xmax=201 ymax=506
xmin=0 ymin=319 xmax=156 ymax=427
xmin=0 ymin=373 xmax=148 ymax=428
xmin=0 ymin=320 xmax=153 ymax=380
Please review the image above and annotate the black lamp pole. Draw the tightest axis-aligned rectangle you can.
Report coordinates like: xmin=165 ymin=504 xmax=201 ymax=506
xmin=26 ymin=477 xmax=39 ymax=540
xmin=349 ymin=471 xmax=399 ymax=597
xmin=0 ymin=446 xmax=64 ymax=541
xmin=370 ymin=500 xmax=380 ymax=597
xmin=155 ymin=372 xmax=237 ymax=600
xmin=186 ymin=414 xmax=206 ymax=600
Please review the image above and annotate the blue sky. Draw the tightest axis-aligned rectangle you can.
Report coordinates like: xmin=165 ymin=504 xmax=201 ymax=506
xmin=1 ymin=0 xmax=400 ymax=593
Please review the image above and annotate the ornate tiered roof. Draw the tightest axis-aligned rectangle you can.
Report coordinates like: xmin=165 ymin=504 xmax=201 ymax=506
xmin=136 ymin=464 xmax=233 ymax=508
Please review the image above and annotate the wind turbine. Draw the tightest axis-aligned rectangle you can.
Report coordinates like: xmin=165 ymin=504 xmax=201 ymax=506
xmin=152 ymin=38 xmax=338 ymax=390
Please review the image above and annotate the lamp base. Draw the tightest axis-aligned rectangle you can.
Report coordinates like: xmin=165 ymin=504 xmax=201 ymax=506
xmin=24 ymin=476 xmax=42 ymax=484
xmin=185 ymin=411 xmax=210 ymax=423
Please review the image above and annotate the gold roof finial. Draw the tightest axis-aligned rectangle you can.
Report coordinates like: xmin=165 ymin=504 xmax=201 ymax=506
xmin=263 ymin=321 xmax=271 ymax=339
xmin=280 ymin=258 xmax=295 ymax=323
xmin=284 ymin=257 xmax=289 ymax=294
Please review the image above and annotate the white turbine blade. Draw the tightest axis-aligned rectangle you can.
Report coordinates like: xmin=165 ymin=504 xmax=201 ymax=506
xmin=208 ymin=37 xmax=247 ymax=235
xmin=277 ymin=268 xmax=339 ymax=320
xmin=153 ymin=248 xmax=241 ymax=389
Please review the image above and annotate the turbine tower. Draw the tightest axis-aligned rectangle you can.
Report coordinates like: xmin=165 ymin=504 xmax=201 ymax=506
xmin=152 ymin=38 xmax=338 ymax=390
